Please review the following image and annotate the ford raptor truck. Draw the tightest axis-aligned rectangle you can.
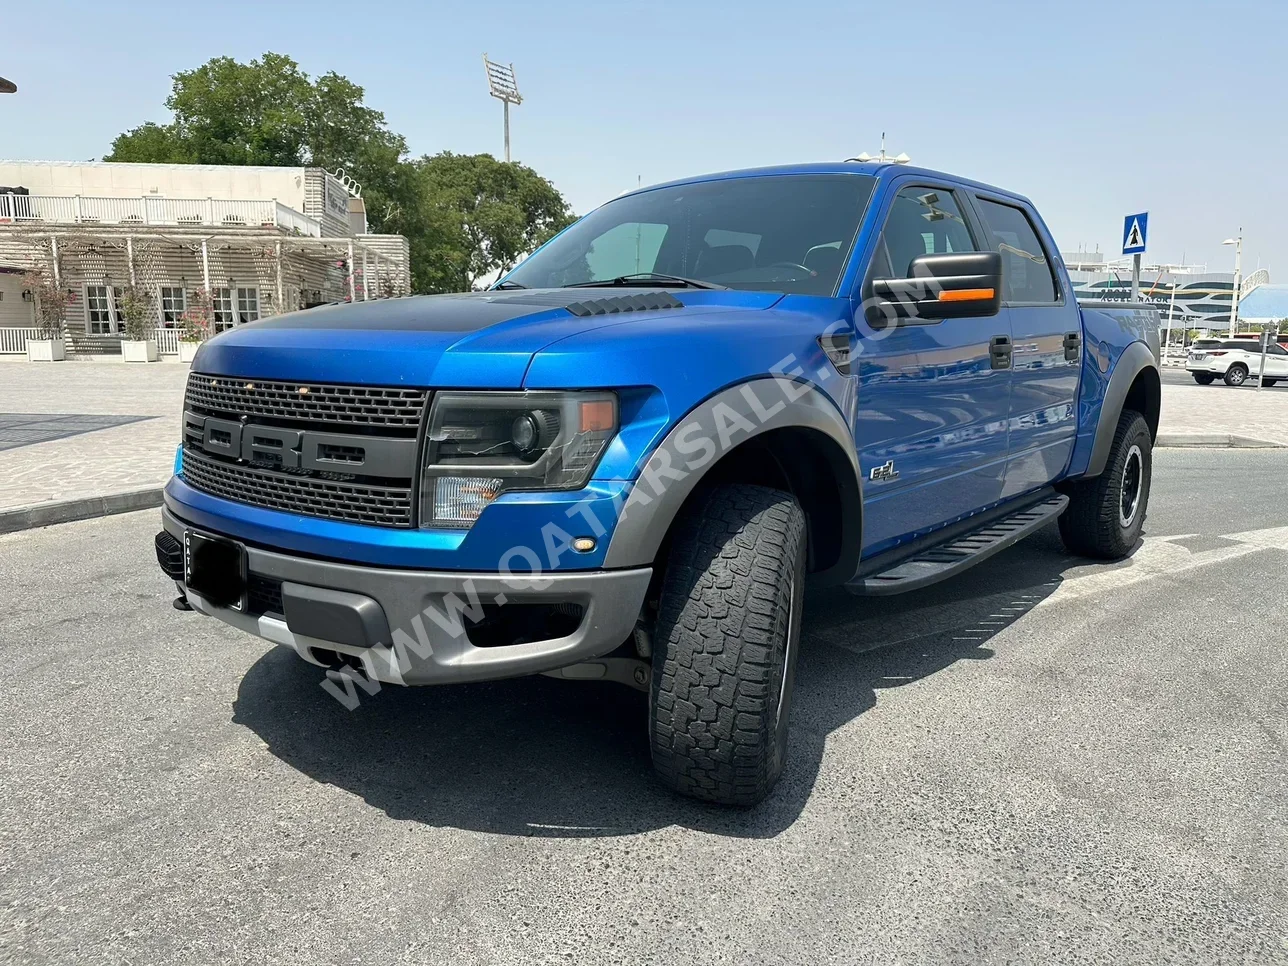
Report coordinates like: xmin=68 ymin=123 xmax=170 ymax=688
xmin=155 ymin=163 xmax=1161 ymax=807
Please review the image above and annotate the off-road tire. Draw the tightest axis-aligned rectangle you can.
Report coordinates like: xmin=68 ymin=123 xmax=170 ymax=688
xmin=1224 ymin=364 xmax=1249 ymax=387
xmin=1058 ymin=410 xmax=1152 ymax=560
xmin=1192 ymin=373 xmax=1215 ymax=385
xmin=649 ymin=484 xmax=806 ymax=807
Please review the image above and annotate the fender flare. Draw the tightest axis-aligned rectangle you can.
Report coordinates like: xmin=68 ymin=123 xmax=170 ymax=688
xmin=601 ymin=377 xmax=864 ymax=584
xmin=1086 ymin=341 xmax=1159 ymax=478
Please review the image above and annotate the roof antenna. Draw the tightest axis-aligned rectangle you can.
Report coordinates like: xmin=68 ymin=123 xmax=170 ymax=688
xmin=846 ymin=131 xmax=911 ymax=165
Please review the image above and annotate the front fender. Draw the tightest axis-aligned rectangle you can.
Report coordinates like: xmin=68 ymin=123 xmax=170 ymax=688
xmin=601 ymin=377 xmax=863 ymax=580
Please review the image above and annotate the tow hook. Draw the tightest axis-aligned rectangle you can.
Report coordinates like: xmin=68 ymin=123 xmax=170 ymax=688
xmin=541 ymin=658 xmax=651 ymax=692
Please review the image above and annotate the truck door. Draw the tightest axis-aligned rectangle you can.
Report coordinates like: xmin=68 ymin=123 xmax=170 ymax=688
xmin=853 ymin=181 xmax=1011 ymax=555
xmin=970 ymin=195 xmax=1080 ymax=497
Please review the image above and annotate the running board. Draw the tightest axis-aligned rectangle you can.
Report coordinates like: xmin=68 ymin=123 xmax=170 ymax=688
xmin=849 ymin=495 xmax=1069 ymax=596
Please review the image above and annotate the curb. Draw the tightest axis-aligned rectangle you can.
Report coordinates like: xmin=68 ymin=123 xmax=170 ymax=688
xmin=0 ymin=487 xmax=164 ymax=535
xmin=1155 ymin=433 xmax=1286 ymax=449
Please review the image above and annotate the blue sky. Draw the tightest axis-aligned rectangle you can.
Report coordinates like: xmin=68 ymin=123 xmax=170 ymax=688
xmin=4 ymin=0 xmax=1285 ymax=275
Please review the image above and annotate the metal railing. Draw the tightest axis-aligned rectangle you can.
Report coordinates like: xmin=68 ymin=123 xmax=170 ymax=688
xmin=0 ymin=193 xmax=322 ymax=237
xmin=0 ymin=327 xmax=43 ymax=353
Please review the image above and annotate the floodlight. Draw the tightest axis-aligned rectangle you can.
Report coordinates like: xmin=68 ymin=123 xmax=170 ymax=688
xmin=482 ymin=55 xmax=522 ymax=162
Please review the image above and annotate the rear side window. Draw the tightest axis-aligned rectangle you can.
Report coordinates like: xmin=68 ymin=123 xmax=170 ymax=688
xmin=975 ymin=198 xmax=1059 ymax=304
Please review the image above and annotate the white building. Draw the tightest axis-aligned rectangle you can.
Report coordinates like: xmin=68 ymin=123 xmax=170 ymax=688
xmin=1060 ymin=250 xmax=1270 ymax=332
xmin=0 ymin=160 xmax=410 ymax=358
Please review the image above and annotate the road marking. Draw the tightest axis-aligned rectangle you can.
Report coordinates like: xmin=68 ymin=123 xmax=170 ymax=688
xmin=820 ymin=525 xmax=1288 ymax=657
xmin=1037 ymin=525 xmax=1288 ymax=608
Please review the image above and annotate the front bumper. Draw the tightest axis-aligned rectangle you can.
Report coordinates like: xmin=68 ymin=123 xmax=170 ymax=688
xmin=161 ymin=506 xmax=651 ymax=686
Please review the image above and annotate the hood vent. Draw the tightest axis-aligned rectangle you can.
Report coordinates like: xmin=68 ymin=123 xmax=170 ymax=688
xmin=493 ymin=290 xmax=685 ymax=318
xmin=564 ymin=292 xmax=685 ymax=318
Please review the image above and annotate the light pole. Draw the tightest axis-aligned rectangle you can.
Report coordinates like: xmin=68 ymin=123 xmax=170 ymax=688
xmin=1164 ymin=273 xmax=1179 ymax=363
xmin=482 ymin=55 xmax=522 ymax=163
xmin=1223 ymin=231 xmax=1242 ymax=338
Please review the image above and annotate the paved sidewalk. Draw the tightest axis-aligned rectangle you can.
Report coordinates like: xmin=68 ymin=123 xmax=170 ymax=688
xmin=1158 ymin=380 xmax=1288 ymax=446
xmin=0 ymin=361 xmax=1284 ymax=526
xmin=0 ymin=362 xmax=187 ymax=512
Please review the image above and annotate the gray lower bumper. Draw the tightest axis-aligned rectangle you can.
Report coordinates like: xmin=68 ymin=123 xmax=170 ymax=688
xmin=162 ymin=507 xmax=651 ymax=686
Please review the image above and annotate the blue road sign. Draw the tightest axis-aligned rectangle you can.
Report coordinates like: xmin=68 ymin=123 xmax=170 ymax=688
xmin=1122 ymin=212 xmax=1149 ymax=255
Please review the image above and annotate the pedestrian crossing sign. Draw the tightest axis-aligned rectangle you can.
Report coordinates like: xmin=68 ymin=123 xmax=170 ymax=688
xmin=1122 ymin=212 xmax=1148 ymax=255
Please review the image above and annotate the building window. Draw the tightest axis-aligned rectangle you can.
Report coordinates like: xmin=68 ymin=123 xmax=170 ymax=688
xmin=211 ymin=288 xmax=236 ymax=332
xmin=159 ymin=286 xmax=186 ymax=326
xmin=85 ymin=285 xmax=124 ymax=334
xmin=237 ymin=287 xmax=261 ymax=323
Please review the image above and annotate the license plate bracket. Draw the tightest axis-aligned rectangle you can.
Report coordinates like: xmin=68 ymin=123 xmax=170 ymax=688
xmin=184 ymin=530 xmax=248 ymax=611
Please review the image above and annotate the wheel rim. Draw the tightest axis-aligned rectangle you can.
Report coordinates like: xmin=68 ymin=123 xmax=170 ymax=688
xmin=1119 ymin=444 xmax=1143 ymax=529
xmin=1231 ymin=368 xmax=1246 ymax=385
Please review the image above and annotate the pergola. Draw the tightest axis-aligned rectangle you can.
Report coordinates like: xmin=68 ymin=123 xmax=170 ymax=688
xmin=12 ymin=225 xmax=403 ymax=305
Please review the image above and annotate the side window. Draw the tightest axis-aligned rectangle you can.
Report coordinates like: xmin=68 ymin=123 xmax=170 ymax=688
xmin=975 ymin=199 xmax=1059 ymax=304
xmin=870 ymin=186 xmax=979 ymax=279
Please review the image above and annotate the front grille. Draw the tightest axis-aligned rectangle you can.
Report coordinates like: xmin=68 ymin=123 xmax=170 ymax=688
xmin=247 ymin=574 xmax=284 ymax=616
xmin=182 ymin=447 xmax=414 ymax=527
xmin=184 ymin=373 xmax=427 ymax=431
xmin=182 ymin=373 xmax=427 ymax=527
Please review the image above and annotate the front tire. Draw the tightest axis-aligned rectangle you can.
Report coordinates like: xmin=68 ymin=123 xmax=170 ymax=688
xmin=650 ymin=484 xmax=806 ymax=807
xmin=1192 ymin=373 xmax=1215 ymax=385
xmin=1224 ymin=364 xmax=1249 ymax=387
xmin=1058 ymin=410 xmax=1152 ymax=560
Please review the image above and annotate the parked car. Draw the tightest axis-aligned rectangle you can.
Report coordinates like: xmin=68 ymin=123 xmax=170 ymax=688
xmin=1186 ymin=338 xmax=1287 ymax=386
xmin=155 ymin=162 xmax=1162 ymax=806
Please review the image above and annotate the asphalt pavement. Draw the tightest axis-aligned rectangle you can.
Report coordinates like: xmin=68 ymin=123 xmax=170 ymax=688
xmin=1 ymin=448 xmax=1286 ymax=965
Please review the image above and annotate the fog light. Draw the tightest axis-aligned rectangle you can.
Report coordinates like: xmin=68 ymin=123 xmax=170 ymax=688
xmin=434 ymin=476 xmax=503 ymax=526
xmin=572 ymin=537 xmax=596 ymax=553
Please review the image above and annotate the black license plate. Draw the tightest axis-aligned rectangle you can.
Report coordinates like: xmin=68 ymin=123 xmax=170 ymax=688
xmin=184 ymin=530 xmax=248 ymax=611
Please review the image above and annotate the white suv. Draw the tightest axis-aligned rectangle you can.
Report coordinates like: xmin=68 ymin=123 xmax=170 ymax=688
xmin=1187 ymin=338 xmax=1288 ymax=387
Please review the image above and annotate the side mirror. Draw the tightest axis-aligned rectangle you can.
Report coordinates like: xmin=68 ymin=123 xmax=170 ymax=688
xmin=866 ymin=251 xmax=1003 ymax=326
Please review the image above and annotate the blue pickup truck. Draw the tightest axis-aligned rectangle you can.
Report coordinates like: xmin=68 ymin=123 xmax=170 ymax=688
xmin=156 ymin=162 xmax=1161 ymax=806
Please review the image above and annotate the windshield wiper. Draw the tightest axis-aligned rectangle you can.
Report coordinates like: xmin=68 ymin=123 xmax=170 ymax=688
xmin=492 ymin=279 xmax=527 ymax=290
xmin=562 ymin=272 xmax=727 ymax=290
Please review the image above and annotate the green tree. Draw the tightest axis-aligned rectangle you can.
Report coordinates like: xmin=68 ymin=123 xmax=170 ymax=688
xmin=106 ymin=55 xmax=577 ymax=295
xmin=414 ymin=152 xmax=575 ymax=292
xmin=106 ymin=53 xmax=418 ymax=238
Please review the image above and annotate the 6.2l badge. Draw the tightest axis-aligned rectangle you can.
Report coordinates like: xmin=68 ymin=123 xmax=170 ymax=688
xmin=869 ymin=460 xmax=899 ymax=482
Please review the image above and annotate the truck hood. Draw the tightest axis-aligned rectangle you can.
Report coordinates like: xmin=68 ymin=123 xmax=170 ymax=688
xmin=192 ymin=288 xmax=781 ymax=387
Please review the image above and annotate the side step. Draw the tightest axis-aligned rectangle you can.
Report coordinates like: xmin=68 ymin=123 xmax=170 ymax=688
xmin=849 ymin=495 xmax=1069 ymax=596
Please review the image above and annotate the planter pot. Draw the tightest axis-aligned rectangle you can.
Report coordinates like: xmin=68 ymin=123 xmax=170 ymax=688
xmin=27 ymin=338 xmax=66 ymax=362
xmin=178 ymin=341 xmax=201 ymax=363
xmin=122 ymin=339 xmax=159 ymax=363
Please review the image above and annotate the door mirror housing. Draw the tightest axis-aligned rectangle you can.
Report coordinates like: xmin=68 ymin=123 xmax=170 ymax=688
xmin=866 ymin=251 xmax=1003 ymax=326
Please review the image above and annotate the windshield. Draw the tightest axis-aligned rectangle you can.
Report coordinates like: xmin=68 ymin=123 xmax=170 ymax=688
xmin=504 ymin=174 xmax=876 ymax=296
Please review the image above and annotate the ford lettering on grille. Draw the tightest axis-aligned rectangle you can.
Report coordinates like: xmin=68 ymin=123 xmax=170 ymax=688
xmin=180 ymin=374 xmax=428 ymax=527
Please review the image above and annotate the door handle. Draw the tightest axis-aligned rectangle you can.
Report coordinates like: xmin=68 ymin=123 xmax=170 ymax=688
xmin=1063 ymin=331 xmax=1081 ymax=362
xmin=989 ymin=335 xmax=1012 ymax=370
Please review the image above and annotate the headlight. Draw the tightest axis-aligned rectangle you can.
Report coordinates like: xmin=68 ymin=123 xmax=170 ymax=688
xmin=420 ymin=391 xmax=618 ymax=528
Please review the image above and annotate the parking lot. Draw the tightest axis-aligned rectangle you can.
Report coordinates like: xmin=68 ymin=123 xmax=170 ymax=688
xmin=2 ymin=446 xmax=1285 ymax=965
